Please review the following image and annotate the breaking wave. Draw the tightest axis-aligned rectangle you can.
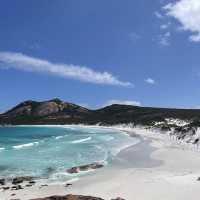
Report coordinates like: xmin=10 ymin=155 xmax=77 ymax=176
xmin=13 ymin=142 xmax=39 ymax=150
xmin=71 ymin=137 xmax=92 ymax=144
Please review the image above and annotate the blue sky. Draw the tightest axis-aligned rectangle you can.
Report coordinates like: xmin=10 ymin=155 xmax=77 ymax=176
xmin=1 ymin=0 xmax=200 ymax=112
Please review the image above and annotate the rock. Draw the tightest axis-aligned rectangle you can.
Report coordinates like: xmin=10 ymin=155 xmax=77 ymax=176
xmin=11 ymin=185 xmax=23 ymax=190
xmin=0 ymin=178 xmax=5 ymax=185
xmin=26 ymin=184 xmax=33 ymax=187
xmin=12 ymin=176 xmax=33 ymax=185
xmin=193 ymin=138 xmax=199 ymax=144
xmin=31 ymin=194 xmax=105 ymax=200
xmin=12 ymin=178 xmax=23 ymax=185
xmin=67 ymin=163 xmax=104 ymax=174
xmin=39 ymin=184 xmax=48 ymax=188
xmin=67 ymin=167 xmax=79 ymax=174
xmin=3 ymin=186 xmax=10 ymax=190
xmin=65 ymin=183 xmax=72 ymax=187
xmin=39 ymin=184 xmax=49 ymax=189
xmin=111 ymin=198 xmax=126 ymax=200
xmin=29 ymin=181 xmax=36 ymax=184
xmin=197 ymin=177 xmax=200 ymax=181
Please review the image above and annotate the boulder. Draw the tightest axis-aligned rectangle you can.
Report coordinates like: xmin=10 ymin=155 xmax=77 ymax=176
xmin=31 ymin=194 xmax=104 ymax=200
xmin=11 ymin=185 xmax=23 ymax=190
xmin=12 ymin=176 xmax=33 ymax=185
xmin=0 ymin=178 xmax=5 ymax=185
xmin=67 ymin=163 xmax=104 ymax=174
xmin=3 ymin=186 xmax=9 ymax=190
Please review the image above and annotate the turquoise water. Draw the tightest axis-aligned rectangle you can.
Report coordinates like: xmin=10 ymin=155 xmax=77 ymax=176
xmin=0 ymin=125 xmax=138 ymax=181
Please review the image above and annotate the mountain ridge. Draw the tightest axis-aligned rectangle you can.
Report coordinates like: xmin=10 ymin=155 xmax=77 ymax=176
xmin=1 ymin=99 xmax=200 ymax=126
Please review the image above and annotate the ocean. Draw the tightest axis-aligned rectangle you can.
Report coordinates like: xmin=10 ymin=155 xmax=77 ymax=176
xmin=0 ymin=125 xmax=139 ymax=182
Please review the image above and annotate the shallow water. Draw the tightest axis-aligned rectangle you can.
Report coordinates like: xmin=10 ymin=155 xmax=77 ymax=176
xmin=0 ymin=125 xmax=139 ymax=182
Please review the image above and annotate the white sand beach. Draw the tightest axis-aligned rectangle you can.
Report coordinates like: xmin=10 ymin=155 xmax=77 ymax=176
xmin=2 ymin=127 xmax=200 ymax=200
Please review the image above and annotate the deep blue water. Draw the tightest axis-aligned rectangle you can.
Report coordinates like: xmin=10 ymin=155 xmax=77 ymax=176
xmin=0 ymin=125 xmax=138 ymax=182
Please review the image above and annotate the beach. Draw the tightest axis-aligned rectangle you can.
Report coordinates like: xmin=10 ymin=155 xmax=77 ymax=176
xmin=1 ymin=127 xmax=200 ymax=200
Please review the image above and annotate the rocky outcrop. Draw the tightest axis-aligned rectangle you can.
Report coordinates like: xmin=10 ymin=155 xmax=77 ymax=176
xmin=31 ymin=195 xmax=126 ymax=200
xmin=12 ymin=176 xmax=34 ymax=185
xmin=31 ymin=194 xmax=105 ymax=200
xmin=33 ymin=101 xmax=62 ymax=116
xmin=0 ymin=178 xmax=5 ymax=185
xmin=67 ymin=163 xmax=104 ymax=174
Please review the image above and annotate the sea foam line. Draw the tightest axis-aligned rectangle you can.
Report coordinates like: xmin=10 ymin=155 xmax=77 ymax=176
xmin=55 ymin=136 xmax=64 ymax=140
xmin=13 ymin=142 xmax=39 ymax=149
xmin=71 ymin=137 xmax=92 ymax=144
xmin=54 ymin=134 xmax=69 ymax=140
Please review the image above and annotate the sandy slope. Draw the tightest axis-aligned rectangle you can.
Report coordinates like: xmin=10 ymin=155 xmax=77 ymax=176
xmin=2 ymin=127 xmax=200 ymax=200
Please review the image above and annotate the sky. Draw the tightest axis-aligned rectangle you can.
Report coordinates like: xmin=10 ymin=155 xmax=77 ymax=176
xmin=1 ymin=0 xmax=200 ymax=112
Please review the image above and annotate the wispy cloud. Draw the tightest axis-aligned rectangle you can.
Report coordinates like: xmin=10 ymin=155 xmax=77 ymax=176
xmin=0 ymin=52 xmax=133 ymax=87
xmin=155 ymin=11 xmax=164 ymax=19
xmin=158 ymin=31 xmax=171 ymax=46
xmin=129 ymin=32 xmax=141 ymax=42
xmin=29 ymin=43 xmax=41 ymax=50
xmin=160 ymin=22 xmax=171 ymax=30
xmin=163 ymin=0 xmax=200 ymax=42
xmin=103 ymin=99 xmax=141 ymax=107
xmin=145 ymin=78 xmax=155 ymax=84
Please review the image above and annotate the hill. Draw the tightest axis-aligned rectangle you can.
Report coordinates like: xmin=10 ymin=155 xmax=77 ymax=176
xmin=1 ymin=99 xmax=200 ymax=126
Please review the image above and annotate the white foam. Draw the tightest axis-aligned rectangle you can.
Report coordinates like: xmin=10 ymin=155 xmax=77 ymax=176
xmin=0 ymin=147 xmax=5 ymax=151
xmin=111 ymin=138 xmax=140 ymax=156
xmin=71 ymin=137 xmax=92 ymax=144
xmin=13 ymin=142 xmax=39 ymax=149
xmin=55 ymin=136 xmax=64 ymax=140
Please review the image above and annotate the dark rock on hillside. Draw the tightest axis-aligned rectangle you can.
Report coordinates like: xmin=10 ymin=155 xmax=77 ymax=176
xmin=31 ymin=194 xmax=105 ymax=200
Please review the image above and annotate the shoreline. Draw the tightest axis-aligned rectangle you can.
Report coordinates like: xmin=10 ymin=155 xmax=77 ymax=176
xmin=1 ymin=125 xmax=200 ymax=199
xmin=0 ymin=125 xmax=140 ymax=200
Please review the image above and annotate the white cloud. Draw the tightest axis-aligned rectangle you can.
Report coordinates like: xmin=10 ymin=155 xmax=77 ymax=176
xmin=160 ymin=22 xmax=171 ymax=30
xmin=0 ymin=52 xmax=133 ymax=87
xmin=158 ymin=31 xmax=171 ymax=46
xmin=103 ymin=99 xmax=141 ymax=107
xmin=145 ymin=78 xmax=155 ymax=84
xmin=160 ymin=24 xmax=168 ymax=30
xmin=164 ymin=0 xmax=200 ymax=42
xmin=155 ymin=11 xmax=164 ymax=19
